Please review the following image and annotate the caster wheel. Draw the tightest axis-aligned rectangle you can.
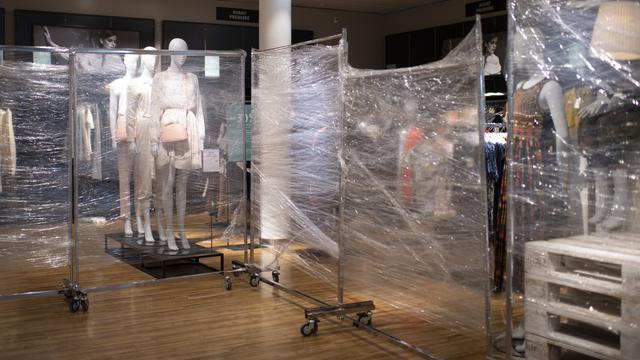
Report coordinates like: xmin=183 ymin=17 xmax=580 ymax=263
xmin=232 ymin=265 xmax=241 ymax=277
xmin=69 ymin=300 xmax=80 ymax=313
xmin=80 ymin=300 xmax=89 ymax=312
xmin=355 ymin=311 xmax=372 ymax=326
xmin=224 ymin=276 xmax=232 ymax=291
xmin=300 ymin=320 xmax=318 ymax=337
xmin=249 ymin=274 xmax=260 ymax=287
xmin=272 ymin=270 xmax=280 ymax=283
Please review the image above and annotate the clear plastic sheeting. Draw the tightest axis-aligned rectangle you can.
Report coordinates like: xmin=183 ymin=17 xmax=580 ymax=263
xmin=251 ymin=39 xmax=343 ymax=300
xmin=340 ymin=23 xmax=488 ymax=357
xmin=252 ymin=24 xmax=488 ymax=357
xmin=72 ymin=48 xmax=246 ymax=289
xmin=0 ymin=48 xmax=71 ymax=295
xmin=506 ymin=1 xmax=640 ymax=359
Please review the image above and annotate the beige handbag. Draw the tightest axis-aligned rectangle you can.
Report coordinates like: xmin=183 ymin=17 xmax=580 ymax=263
xmin=160 ymin=119 xmax=189 ymax=143
xmin=160 ymin=74 xmax=190 ymax=143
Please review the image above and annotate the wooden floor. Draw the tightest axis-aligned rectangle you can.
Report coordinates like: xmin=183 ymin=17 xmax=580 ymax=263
xmin=0 ymin=217 xmax=512 ymax=359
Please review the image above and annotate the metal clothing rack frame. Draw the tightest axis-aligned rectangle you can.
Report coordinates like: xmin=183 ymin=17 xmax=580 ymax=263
xmin=234 ymin=24 xmax=489 ymax=359
xmin=0 ymin=46 xmax=249 ymax=310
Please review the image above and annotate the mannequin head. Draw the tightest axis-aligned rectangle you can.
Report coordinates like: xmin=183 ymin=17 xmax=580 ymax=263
xmin=123 ymin=54 xmax=140 ymax=76
xmin=141 ymin=46 xmax=157 ymax=74
xmin=168 ymin=38 xmax=188 ymax=68
xmin=99 ymin=30 xmax=118 ymax=49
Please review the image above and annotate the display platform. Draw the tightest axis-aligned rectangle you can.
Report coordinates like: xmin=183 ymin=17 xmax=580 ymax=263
xmin=105 ymin=233 xmax=224 ymax=279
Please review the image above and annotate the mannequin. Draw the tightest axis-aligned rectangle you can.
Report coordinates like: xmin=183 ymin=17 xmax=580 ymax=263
xmin=109 ymin=54 xmax=140 ymax=237
xmin=151 ymin=38 xmax=205 ymax=251
xmin=127 ymin=47 xmax=162 ymax=244
xmin=576 ymin=0 xmax=640 ymax=232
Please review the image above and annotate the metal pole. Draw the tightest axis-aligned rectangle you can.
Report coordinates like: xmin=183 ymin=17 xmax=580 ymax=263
xmin=68 ymin=49 xmax=80 ymax=289
xmin=241 ymin=54 xmax=250 ymax=264
xmin=336 ymin=28 xmax=348 ymax=306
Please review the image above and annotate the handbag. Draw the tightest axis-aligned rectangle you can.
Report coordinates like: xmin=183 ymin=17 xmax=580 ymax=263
xmin=160 ymin=74 xmax=189 ymax=144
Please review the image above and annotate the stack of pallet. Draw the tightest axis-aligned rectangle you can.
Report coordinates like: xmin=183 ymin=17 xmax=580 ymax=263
xmin=524 ymin=234 xmax=639 ymax=360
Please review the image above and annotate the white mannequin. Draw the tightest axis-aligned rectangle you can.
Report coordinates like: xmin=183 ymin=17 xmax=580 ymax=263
xmin=109 ymin=54 xmax=140 ymax=237
xmin=151 ymin=38 xmax=205 ymax=251
xmin=515 ymin=28 xmax=569 ymax=166
xmin=579 ymin=91 xmax=631 ymax=231
xmin=127 ymin=47 xmax=162 ymax=244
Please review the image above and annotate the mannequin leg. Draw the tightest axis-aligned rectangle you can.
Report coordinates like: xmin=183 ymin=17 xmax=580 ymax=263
xmin=117 ymin=143 xmax=133 ymax=237
xmin=588 ymin=168 xmax=610 ymax=225
xmin=603 ymin=168 xmax=629 ymax=231
xmin=176 ymin=169 xmax=190 ymax=249
xmin=155 ymin=165 xmax=167 ymax=244
xmin=163 ymin=164 xmax=178 ymax=251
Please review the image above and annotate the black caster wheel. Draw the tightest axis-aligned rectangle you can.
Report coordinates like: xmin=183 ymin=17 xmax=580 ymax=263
xmin=300 ymin=320 xmax=318 ymax=337
xmin=224 ymin=276 xmax=232 ymax=291
xmin=272 ymin=270 xmax=280 ymax=283
xmin=355 ymin=311 xmax=372 ymax=326
xmin=232 ymin=264 xmax=241 ymax=277
xmin=249 ymin=274 xmax=260 ymax=287
xmin=80 ymin=299 xmax=89 ymax=312
xmin=69 ymin=300 xmax=80 ymax=313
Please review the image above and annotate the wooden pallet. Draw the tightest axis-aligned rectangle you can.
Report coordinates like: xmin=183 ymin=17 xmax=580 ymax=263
xmin=525 ymin=236 xmax=640 ymax=359
xmin=526 ymin=332 xmax=618 ymax=360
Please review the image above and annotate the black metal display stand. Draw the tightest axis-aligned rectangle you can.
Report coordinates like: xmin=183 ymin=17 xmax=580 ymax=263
xmin=105 ymin=233 xmax=224 ymax=278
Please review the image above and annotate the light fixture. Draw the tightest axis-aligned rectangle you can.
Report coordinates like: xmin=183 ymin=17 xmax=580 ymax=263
xmin=590 ymin=1 xmax=640 ymax=61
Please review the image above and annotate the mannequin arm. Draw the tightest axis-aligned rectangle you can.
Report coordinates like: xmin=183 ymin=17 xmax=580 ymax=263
xmin=149 ymin=74 xmax=162 ymax=155
xmin=541 ymin=81 xmax=570 ymax=190
xmin=126 ymin=85 xmax=138 ymax=144
xmin=109 ymin=85 xmax=118 ymax=149
xmin=194 ymin=76 xmax=205 ymax=147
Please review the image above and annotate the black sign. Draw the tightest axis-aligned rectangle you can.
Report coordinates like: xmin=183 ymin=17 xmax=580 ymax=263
xmin=217 ymin=7 xmax=259 ymax=23
xmin=465 ymin=0 xmax=506 ymax=17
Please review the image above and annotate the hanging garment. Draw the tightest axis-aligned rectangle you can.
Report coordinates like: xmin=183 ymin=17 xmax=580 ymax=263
xmin=400 ymin=127 xmax=424 ymax=208
xmin=0 ymin=109 xmax=16 ymax=192
xmin=563 ymin=86 xmax=594 ymax=143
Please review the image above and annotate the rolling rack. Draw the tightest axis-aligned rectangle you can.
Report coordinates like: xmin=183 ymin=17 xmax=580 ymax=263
xmin=35 ymin=46 xmax=248 ymax=312
xmin=225 ymin=31 xmax=452 ymax=360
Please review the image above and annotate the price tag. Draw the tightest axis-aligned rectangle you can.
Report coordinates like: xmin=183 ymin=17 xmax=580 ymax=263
xmin=202 ymin=149 xmax=220 ymax=173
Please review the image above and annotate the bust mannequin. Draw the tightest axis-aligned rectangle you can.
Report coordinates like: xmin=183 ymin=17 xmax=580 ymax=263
xmin=151 ymin=38 xmax=205 ymax=251
xmin=109 ymin=54 xmax=140 ymax=237
xmin=127 ymin=47 xmax=159 ymax=244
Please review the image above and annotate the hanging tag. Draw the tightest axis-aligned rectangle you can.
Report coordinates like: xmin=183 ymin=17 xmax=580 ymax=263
xmin=202 ymin=148 xmax=220 ymax=172
xmin=573 ymin=96 xmax=582 ymax=109
xmin=205 ymin=56 xmax=220 ymax=78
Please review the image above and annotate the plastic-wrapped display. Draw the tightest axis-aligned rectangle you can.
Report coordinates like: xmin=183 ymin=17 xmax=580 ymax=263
xmin=252 ymin=23 xmax=488 ymax=357
xmin=340 ymin=22 xmax=488 ymax=357
xmin=251 ymin=37 xmax=343 ymax=301
xmin=0 ymin=48 xmax=71 ymax=296
xmin=73 ymin=46 xmax=246 ymax=290
xmin=506 ymin=1 xmax=640 ymax=359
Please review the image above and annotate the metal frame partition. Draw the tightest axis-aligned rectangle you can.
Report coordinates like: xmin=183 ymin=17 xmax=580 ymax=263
xmin=0 ymin=45 xmax=248 ymax=309
xmin=244 ymin=22 xmax=490 ymax=359
xmin=0 ymin=46 xmax=74 ymax=302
